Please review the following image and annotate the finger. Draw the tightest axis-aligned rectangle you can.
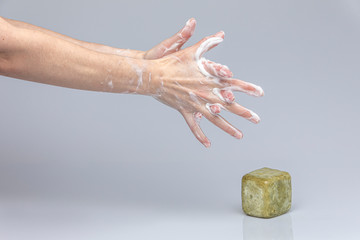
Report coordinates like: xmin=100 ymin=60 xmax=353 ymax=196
xmin=193 ymin=31 xmax=225 ymax=60
xmin=205 ymin=103 xmax=223 ymax=115
xmin=224 ymin=103 xmax=261 ymax=124
xmin=178 ymin=18 xmax=196 ymax=44
xmin=182 ymin=111 xmax=211 ymax=148
xmin=162 ymin=18 xmax=196 ymax=54
xmin=202 ymin=109 xmax=243 ymax=139
xmin=212 ymin=88 xmax=235 ymax=104
xmin=221 ymin=78 xmax=264 ymax=97
xmin=145 ymin=18 xmax=196 ymax=59
xmin=202 ymin=58 xmax=233 ymax=78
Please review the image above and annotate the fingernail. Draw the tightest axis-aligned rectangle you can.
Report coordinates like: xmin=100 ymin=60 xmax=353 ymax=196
xmin=185 ymin=18 xmax=192 ymax=26
xmin=210 ymin=105 xmax=221 ymax=114
xmin=218 ymin=65 xmax=233 ymax=78
xmin=234 ymin=131 xmax=243 ymax=139
xmin=249 ymin=83 xmax=264 ymax=97
xmin=215 ymin=31 xmax=225 ymax=38
xmin=256 ymin=85 xmax=264 ymax=96
xmin=248 ymin=110 xmax=261 ymax=124
xmin=194 ymin=112 xmax=203 ymax=119
xmin=186 ymin=18 xmax=196 ymax=26
xmin=204 ymin=141 xmax=211 ymax=148
xmin=206 ymin=103 xmax=222 ymax=115
xmin=220 ymin=89 xmax=235 ymax=103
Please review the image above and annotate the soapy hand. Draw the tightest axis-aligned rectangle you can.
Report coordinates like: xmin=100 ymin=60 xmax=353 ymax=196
xmin=147 ymin=26 xmax=264 ymax=148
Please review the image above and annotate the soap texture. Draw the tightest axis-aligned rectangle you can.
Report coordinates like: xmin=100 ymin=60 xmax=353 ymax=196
xmin=242 ymin=167 xmax=291 ymax=218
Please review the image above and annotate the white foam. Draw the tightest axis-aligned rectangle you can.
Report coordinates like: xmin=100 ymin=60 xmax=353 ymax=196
xmin=195 ymin=37 xmax=223 ymax=78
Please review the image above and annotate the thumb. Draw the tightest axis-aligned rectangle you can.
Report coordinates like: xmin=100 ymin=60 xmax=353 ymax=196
xmin=144 ymin=18 xmax=196 ymax=59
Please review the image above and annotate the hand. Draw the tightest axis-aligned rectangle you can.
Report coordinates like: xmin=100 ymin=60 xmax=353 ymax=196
xmin=148 ymin=30 xmax=264 ymax=148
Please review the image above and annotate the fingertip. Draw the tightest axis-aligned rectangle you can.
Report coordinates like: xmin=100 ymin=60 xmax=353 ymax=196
xmin=211 ymin=105 xmax=221 ymax=114
xmin=187 ymin=17 xmax=196 ymax=25
xmin=206 ymin=103 xmax=222 ymax=115
xmin=250 ymin=83 xmax=264 ymax=97
xmin=249 ymin=110 xmax=261 ymax=124
xmin=259 ymin=87 xmax=265 ymax=96
xmin=189 ymin=18 xmax=196 ymax=36
xmin=194 ymin=112 xmax=203 ymax=119
xmin=181 ymin=18 xmax=196 ymax=39
xmin=221 ymin=89 xmax=235 ymax=103
xmin=204 ymin=141 xmax=211 ymax=148
xmin=216 ymin=30 xmax=225 ymax=39
xmin=219 ymin=65 xmax=233 ymax=78
xmin=185 ymin=18 xmax=196 ymax=31
xmin=234 ymin=131 xmax=243 ymax=139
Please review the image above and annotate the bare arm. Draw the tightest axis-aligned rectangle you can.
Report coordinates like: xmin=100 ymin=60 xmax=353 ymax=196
xmin=2 ymin=17 xmax=145 ymax=58
xmin=0 ymin=17 xmax=153 ymax=94
xmin=2 ymin=17 xmax=196 ymax=60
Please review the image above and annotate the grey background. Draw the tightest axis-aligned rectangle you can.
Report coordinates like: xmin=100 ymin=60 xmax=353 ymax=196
xmin=0 ymin=0 xmax=359 ymax=239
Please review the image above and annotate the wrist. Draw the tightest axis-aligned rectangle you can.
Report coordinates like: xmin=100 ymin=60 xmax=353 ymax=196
xmin=115 ymin=49 xmax=145 ymax=59
xmin=142 ymin=59 xmax=166 ymax=97
xmin=110 ymin=56 xmax=157 ymax=96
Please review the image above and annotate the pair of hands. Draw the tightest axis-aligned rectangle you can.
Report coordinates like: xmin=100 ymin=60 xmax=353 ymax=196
xmin=122 ymin=18 xmax=263 ymax=148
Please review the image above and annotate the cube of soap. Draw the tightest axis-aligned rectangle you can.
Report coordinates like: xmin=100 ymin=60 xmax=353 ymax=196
xmin=242 ymin=167 xmax=291 ymax=218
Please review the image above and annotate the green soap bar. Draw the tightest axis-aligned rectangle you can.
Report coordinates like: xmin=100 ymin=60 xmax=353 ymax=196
xmin=242 ymin=167 xmax=292 ymax=218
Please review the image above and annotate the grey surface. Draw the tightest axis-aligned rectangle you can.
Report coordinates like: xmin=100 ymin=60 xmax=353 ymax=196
xmin=0 ymin=0 xmax=359 ymax=239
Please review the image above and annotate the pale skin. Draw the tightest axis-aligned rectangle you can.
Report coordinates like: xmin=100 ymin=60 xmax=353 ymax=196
xmin=0 ymin=17 xmax=264 ymax=148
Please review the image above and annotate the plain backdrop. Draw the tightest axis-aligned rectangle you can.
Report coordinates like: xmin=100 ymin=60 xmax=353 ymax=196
xmin=0 ymin=0 xmax=359 ymax=239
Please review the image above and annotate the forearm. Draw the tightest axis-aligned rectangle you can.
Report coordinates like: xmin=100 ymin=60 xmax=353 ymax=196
xmin=0 ymin=23 xmax=154 ymax=95
xmin=3 ymin=17 xmax=145 ymax=58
